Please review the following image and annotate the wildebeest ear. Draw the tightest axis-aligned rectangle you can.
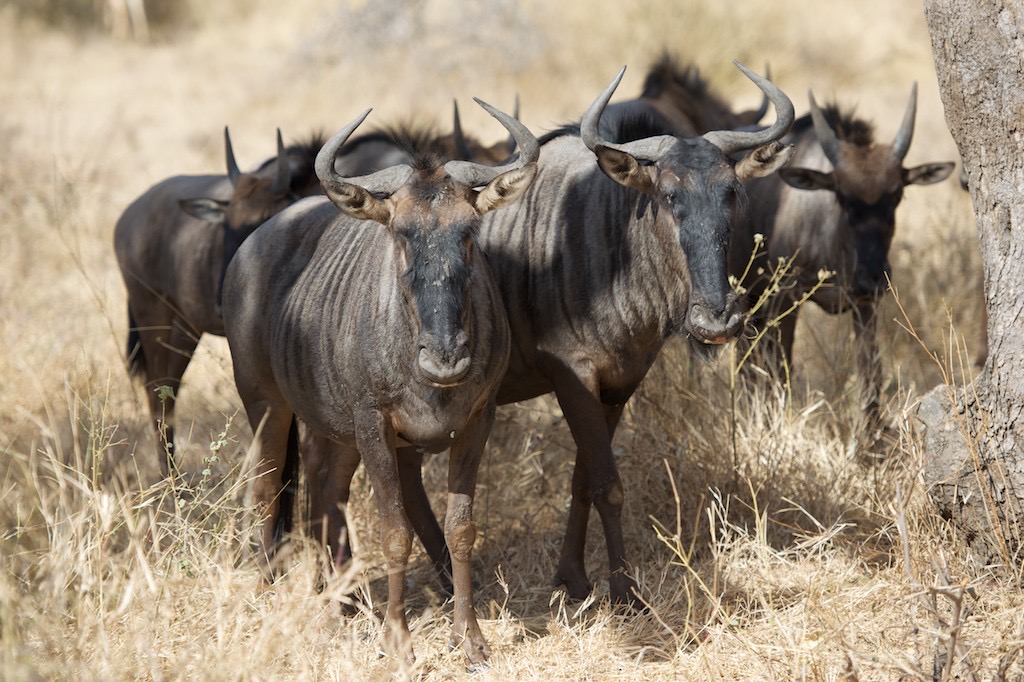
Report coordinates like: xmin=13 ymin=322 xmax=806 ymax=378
xmin=179 ymin=198 xmax=228 ymax=223
xmin=594 ymin=145 xmax=657 ymax=195
xmin=903 ymin=161 xmax=955 ymax=186
xmin=474 ymin=163 xmax=538 ymax=215
xmin=778 ymin=167 xmax=835 ymax=191
xmin=736 ymin=141 xmax=795 ymax=180
xmin=323 ymin=183 xmax=393 ymax=225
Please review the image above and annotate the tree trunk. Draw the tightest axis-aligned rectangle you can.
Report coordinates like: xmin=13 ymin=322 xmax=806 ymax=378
xmin=919 ymin=0 xmax=1024 ymax=574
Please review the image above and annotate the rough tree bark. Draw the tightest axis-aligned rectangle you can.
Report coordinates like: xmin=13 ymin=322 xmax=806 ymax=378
xmin=919 ymin=0 xmax=1024 ymax=574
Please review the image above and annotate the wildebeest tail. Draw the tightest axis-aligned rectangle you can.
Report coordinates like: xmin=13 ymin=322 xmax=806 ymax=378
xmin=272 ymin=416 xmax=300 ymax=545
xmin=126 ymin=307 xmax=145 ymax=380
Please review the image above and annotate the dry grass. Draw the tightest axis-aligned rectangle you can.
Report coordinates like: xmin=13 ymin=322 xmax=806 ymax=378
xmin=1 ymin=1 xmax=1013 ymax=679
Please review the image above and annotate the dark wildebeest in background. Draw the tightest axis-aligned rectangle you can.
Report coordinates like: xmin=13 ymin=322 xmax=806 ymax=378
xmin=305 ymin=62 xmax=797 ymax=606
xmin=731 ymin=85 xmax=954 ymax=423
xmin=115 ymin=129 xmax=325 ymax=474
xmin=451 ymin=96 xmax=520 ymax=163
xmin=330 ymin=96 xmax=519 ymax=178
xmin=221 ymin=102 xmax=539 ymax=664
xmin=617 ymin=52 xmax=770 ymax=136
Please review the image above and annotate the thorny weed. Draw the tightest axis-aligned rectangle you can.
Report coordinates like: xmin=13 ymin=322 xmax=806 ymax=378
xmin=727 ymin=232 xmax=833 ymax=473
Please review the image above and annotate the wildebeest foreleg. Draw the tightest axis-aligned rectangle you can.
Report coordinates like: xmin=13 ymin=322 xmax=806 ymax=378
xmin=854 ymin=299 xmax=882 ymax=425
xmin=354 ymin=408 xmax=414 ymax=664
xmin=445 ymin=408 xmax=494 ymax=665
xmin=546 ymin=361 xmax=638 ymax=604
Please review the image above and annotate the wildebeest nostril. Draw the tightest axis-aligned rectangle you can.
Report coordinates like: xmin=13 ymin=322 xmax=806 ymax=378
xmin=418 ymin=347 xmax=471 ymax=385
xmin=688 ymin=302 xmax=743 ymax=344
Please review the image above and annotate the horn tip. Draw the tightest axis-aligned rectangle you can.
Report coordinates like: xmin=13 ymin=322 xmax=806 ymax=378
xmin=472 ymin=96 xmax=496 ymax=112
xmin=603 ymin=65 xmax=627 ymax=93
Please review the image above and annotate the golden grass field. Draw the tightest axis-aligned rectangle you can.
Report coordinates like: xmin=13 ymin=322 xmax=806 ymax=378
xmin=1 ymin=1 xmax=1015 ymax=679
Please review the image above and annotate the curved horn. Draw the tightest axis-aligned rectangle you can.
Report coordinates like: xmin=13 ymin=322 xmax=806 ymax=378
xmin=506 ymin=93 xmax=521 ymax=155
xmin=315 ymin=109 xmax=415 ymax=195
xmin=580 ymin=65 xmax=626 ymax=152
xmin=269 ymin=128 xmax=292 ymax=196
xmin=452 ymin=100 xmax=473 ymax=160
xmin=702 ymin=61 xmax=795 ymax=156
xmin=579 ymin=66 xmax=674 ymax=160
xmin=808 ymin=90 xmax=841 ymax=166
xmin=892 ymin=82 xmax=917 ymax=161
xmin=444 ymin=98 xmax=539 ymax=188
xmin=751 ymin=62 xmax=772 ymax=122
xmin=224 ymin=126 xmax=241 ymax=186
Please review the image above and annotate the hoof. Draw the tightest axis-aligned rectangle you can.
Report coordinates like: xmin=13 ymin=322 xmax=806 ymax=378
xmin=609 ymin=575 xmax=644 ymax=612
xmin=553 ymin=570 xmax=593 ymax=601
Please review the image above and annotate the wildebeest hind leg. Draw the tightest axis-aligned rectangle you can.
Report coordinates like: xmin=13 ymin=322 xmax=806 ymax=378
xmin=244 ymin=399 xmax=295 ymax=579
xmin=303 ymin=432 xmax=359 ymax=568
xmin=397 ymin=446 xmax=452 ymax=593
xmin=154 ymin=317 xmax=201 ymax=474
xmin=132 ymin=305 xmax=199 ymax=476
xmin=557 ymin=458 xmax=594 ymax=599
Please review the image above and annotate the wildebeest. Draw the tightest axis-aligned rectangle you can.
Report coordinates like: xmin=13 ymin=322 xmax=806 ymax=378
xmin=220 ymin=102 xmax=539 ymax=664
xmin=305 ymin=62 xmax=797 ymax=606
xmin=622 ymin=52 xmax=770 ymax=136
xmin=115 ymin=129 xmax=325 ymax=474
xmin=731 ymin=85 xmax=954 ymax=421
xmin=473 ymin=62 xmax=793 ymax=604
xmin=117 ymin=113 xmax=517 ymax=476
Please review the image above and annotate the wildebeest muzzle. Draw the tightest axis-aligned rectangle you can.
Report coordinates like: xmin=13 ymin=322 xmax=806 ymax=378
xmin=417 ymin=330 xmax=471 ymax=386
xmin=687 ymin=292 xmax=744 ymax=345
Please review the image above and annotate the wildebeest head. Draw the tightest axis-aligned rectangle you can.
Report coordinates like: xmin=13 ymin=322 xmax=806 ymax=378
xmin=180 ymin=129 xmax=320 ymax=310
xmin=778 ymin=86 xmax=954 ymax=300
xmin=582 ymin=62 xmax=796 ymax=347
xmin=316 ymin=103 xmax=539 ymax=387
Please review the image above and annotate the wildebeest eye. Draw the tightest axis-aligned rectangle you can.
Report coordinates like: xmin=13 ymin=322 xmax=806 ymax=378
xmin=726 ymin=186 xmax=742 ymax=209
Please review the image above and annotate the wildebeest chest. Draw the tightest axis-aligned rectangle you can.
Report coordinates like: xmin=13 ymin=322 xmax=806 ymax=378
xmin=259 ymin=220 xmax=505 ymax=446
